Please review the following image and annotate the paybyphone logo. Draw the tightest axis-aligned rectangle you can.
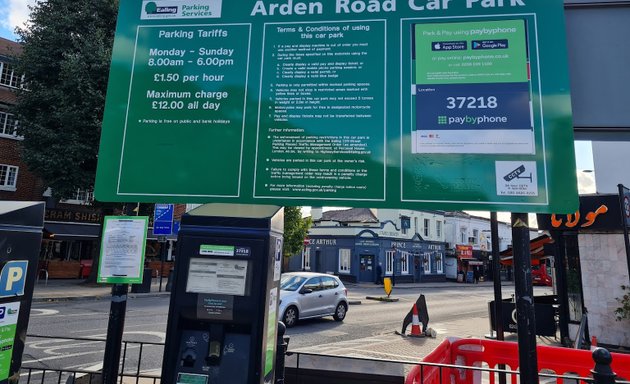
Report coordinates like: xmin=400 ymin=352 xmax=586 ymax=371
xmin=437 ymin=114 xmax=508 ymax=126
xmin=141 ymin=0 xmax=222 ymax=19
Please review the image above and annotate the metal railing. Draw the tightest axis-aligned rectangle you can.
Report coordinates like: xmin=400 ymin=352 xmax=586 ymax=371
xmin=22 ymin=334 xmax=630 ymax=384
xmin=23 ymin=334 xmax=163 ymax=384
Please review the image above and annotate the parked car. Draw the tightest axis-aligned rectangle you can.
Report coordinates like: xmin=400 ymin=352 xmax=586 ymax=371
xmin=279 ymin=272 xmax=348 ymax=328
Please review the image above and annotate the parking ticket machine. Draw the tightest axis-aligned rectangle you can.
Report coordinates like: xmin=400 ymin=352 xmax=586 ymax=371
xmin=161 ymin=204 xmax=284 ymax=384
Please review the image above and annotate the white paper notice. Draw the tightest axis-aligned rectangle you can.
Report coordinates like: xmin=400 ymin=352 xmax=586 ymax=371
xmin=186 ymin=258 xmax=248 ymax=296
xmin=99 ymin=217 xmax=148 ymax=281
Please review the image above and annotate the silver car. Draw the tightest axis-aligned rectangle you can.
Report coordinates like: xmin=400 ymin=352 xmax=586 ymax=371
xmin=278 ymin=272 xmax=349 ymax=328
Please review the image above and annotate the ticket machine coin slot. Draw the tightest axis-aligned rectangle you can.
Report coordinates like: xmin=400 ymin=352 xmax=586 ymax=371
xmin=206 ymin=325 xmax=224 ymax=366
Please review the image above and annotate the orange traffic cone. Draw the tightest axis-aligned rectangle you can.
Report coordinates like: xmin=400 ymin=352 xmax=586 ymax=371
xmin=409 ymin=303 xmax=422 ymax=337
xmin=590 ymin=336 xmax=598 ymax=351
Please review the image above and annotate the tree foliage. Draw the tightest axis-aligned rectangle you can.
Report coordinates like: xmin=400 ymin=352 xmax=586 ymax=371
xmin=283 ymin=207 xmax=312 ymax=258
xmin=13 ymin=0 xmax=119 ymax=199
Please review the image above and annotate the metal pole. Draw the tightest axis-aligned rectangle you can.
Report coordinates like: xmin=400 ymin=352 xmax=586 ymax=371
xmin=617 ymin=184 xmax=630 ymax=284
xmin=102 ymin=283 xmax=128 ymax=384
xmin=511 ymin=212 xmax=538 ymax=384
xmin=491 ymin=212 xmax=504 ymax=340
xmin=491 ymin=212 xmax=507 ymax=384
xmin=159 ymin=240 xmax=167 ymax=292
xmin=552 ymin=230 xmax=571 ymax=346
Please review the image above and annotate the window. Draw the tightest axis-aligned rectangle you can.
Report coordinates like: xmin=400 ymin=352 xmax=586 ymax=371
xmin=401 ymin=251 xmax=410 ymax=274
xmin=435 ymin=253 xmax=443 ymax=274
xmin=423 ymin=253 xmax=431 ymax=273
xmin=385 ymin=250 xmax=395 ymax=275
xmin=472 ymin=229 xmax=479 ymax=244
xmin=0 ymin=110 xmax=18 ymax=137
xmin=414 ymin=217 xmax=418 ymax=234
xmin=338 ymin=248 xmax=351 ymax=274
xmin=0 ymin=164 xmax=18 ymax=190
xmin=460 ymin=229 xmax=467 ymax=244
xmin=424 ymin=219 xmax=430 ymax=237
xmin=321 ymin=276 xmax=339 ymax=290
xmin=436 ymin=221 xmax=442 ymax=238
xmin=302 ymin=247 xmax=311 ymax=271
xmin=0 ymin=61 xmax=21 ymax=88
xmin=62 ymin=188 xmax=94 ymax=205
xmin=303 ymin=277 xmax=322 ymax=291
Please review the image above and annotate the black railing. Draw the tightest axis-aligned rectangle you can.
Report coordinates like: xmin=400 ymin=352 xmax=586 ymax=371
xmin=22 ymin=334 xmax=629 ymax=384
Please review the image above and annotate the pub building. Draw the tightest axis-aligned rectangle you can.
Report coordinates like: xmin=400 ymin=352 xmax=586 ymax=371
xmin=288 ymin=208 xmax=447 ymax=283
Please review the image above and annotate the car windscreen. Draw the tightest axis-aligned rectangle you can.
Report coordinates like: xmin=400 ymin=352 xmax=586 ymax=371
xmin=280 ymin=275 xmax=308 ymax=291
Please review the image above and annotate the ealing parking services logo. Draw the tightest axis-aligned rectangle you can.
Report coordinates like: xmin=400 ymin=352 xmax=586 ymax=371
xmin=145 ymin=2 xmax=177 ymax=15
xmin=141 ymin=0 xmax=222 ymax=19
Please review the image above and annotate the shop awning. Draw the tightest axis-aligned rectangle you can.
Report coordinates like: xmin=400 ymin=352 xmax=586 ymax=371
xmin=44 ymin=222 xmax=101 ymax=241
xmin=500 ymin=234 xmax=553 ymax=266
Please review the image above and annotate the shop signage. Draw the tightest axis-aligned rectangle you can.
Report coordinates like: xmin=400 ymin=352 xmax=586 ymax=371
xmin=538 ymin=194 xmax=623 ymax=232
xmin=310 ymin=238 xmax=336 ymax=246
xmin=456 ymin=244 xmax=473 ymax=259
xmin=45 ymin=208 xmax=102 ymax=224
xmin=95 ymin=0 xmax=577 ymax=213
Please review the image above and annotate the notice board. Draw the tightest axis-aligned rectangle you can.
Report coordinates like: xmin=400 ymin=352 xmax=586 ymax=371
xmin=95 ymin=0 xmax=578 ymax=213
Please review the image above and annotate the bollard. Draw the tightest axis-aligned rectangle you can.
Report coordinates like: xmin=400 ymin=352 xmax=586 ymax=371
xmin=275 ymin=321 xmax=290 ymax=384
xmin=591 ymin=347 xmax=617 ymax=384
xmin=165 ymin=268 xmax=175 ymax=292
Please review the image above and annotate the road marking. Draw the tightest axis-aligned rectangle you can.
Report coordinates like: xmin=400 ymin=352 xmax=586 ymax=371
xmin=76 ymin=322 xmax=167 ymax=334
xmin=30 ymin=309 xmax=59 ymax=316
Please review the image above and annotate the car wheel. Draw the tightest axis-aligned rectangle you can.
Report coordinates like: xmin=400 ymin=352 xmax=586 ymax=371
xmin=283 ymin=306 xmax=298 ymax=328
xmin=333 ymin=302 xmax=347 ymax=321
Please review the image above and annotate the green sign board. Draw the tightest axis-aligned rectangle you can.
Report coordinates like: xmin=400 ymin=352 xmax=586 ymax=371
xmin=95 ymin=0 xmax=578 ymax=213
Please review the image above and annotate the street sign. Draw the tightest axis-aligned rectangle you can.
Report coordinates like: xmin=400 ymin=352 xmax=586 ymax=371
xmin=153 ymin=204 xmax=174 ymax=236
xmin=95 ymin=0 xmax=578 ymax=213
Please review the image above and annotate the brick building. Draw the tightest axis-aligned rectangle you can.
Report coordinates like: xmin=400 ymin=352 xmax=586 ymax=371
xmin=0 ymin=37 xmax=46 ymax=201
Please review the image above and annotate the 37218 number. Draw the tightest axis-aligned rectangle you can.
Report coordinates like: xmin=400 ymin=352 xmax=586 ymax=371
xmin=446 ymin=96 xmax=498 ymax=109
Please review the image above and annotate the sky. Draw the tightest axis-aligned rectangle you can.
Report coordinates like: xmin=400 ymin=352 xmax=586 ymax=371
xmin=0 ymin=0 xmax=32 ymax=40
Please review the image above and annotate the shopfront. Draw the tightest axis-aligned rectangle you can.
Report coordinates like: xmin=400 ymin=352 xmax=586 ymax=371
xmin=538 ymin=194 xmax=630 ymax=348
xmin=41 ymin=206 xmax=178 ymax=279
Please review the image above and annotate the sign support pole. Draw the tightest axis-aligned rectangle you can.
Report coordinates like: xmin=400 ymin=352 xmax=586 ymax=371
xmin=617 ymin=184 xmax=630 ymax=283
xmin=490 ymin=212 xmax=506 ymax=384
xmin=102 ymin=283 xmax=128 ymax=384
xmin=511 ymin=212 xmax=538 ymax=384
xmin=159 ymin=239 xmax=167 ymax=292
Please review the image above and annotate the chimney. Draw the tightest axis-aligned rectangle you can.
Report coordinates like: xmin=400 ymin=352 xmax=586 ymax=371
xmin=311 ymin=207 xmax=323 ymax=221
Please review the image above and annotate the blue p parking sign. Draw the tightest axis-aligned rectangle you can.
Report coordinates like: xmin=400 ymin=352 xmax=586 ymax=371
xmin=0 ymin=261 xmax=28 ymax=298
